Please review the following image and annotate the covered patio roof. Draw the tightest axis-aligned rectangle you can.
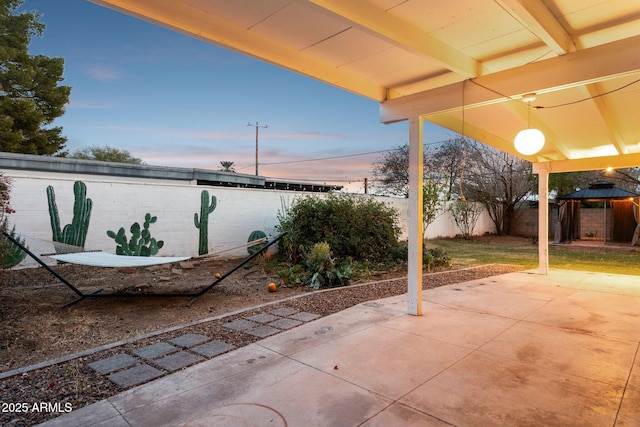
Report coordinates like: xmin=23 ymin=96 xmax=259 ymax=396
xmin=91 ymin=0 xmax=640 ymax=172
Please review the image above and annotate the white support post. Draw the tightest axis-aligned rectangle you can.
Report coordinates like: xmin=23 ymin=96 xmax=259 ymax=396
xmin=537 ymin=165 xmax=549 ymax=274
xmin=407 ymin=116 xmax=424 ymax=315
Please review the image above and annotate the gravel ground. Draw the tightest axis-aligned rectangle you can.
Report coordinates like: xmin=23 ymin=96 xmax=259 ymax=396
xmin=0 ymin=264 xmax=521 ymax=426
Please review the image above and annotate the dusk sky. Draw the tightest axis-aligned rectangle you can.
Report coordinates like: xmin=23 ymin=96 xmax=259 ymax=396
xmin=20 ymin=0 xmax=452 ymax=192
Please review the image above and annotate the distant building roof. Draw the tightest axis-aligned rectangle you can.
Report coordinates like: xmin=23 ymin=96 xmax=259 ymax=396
xmin=557 ymin=180 xmax=639 ymax=200
xmin=0 ymin=152 xmax=342 ymax=193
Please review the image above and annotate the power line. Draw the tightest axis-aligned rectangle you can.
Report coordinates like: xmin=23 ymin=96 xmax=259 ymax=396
xmin=236 ymin=138 xmax=457 ymax=170
xmin=259 ymin=149 xmax=390 ymax=166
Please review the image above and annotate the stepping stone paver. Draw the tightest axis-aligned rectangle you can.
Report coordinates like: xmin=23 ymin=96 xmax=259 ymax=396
xmin=133 ymin=342 xmax=178 ymax=359
xmin=88 ymin=354 xmax=138 ymax=374
xmin=246 ymin=313 xmax=280 ymax=323
xmin=86 ymin=305 xmax=327 ymax=389
xmin=153 ymin=351 xmax=204 ymax=372
xmin=223 ymin=319 xmax=259 ymax=331
xmin=289 ymin=312 xmax=321 ymax=322
xmin=245 ymin=325 xmax=280 ymax=338
xmin=169 ymin=333 xmax=209 ymax=348
xmin=191 ymin=340 xmax=235 ymax=358
xmin=269 ymin=318 xmax=303 ymax=330
xmin=269 ymin=307 xmax=298 ymax=317
xmin=108 ymin=364 xmax=164 ymax=389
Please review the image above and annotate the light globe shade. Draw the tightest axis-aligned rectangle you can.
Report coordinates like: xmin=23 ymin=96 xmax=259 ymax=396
xmin=514 ymin=128 xmax=545 ymax=155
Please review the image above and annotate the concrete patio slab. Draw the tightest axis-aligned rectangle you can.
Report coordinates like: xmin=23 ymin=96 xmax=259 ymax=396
xmin=34 ymin=399 xmax=125 ymax=427
xmin=629 ymin=354 xmax=640 ymax=390
xmin=399 ymin=350 xmax=623 ymax=426
xmin=383 ymin=301 xmax=518 ymax=348
xmin=360 ymin=403 xmax=455 ymax=427
xmin=616 ymin=388 xmax=640 ymax=426
xmin=291 ymin=325 xmax=473 ymax=400
xmin=524 ymin=291 xmax=640 ymax=341
xmin=479 ymin=320 xmax=638 ymax=385
xmin=423 ymin=281 xmax=554 ymax=319
xmin=38 ymin=269 xmax=640 ymax=427
xmin=115 ymin=355 xmax=392 ymax=427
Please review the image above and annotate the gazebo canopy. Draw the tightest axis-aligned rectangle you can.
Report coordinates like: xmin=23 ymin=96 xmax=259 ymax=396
xmin=558 ymin=181 xmax=639 ymax=201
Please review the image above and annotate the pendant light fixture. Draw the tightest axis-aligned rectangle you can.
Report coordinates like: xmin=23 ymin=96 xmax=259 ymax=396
xmin=514 ymin=93 xmax=545 ymax=156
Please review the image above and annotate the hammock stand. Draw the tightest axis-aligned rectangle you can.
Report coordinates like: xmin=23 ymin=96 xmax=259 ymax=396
xmin=1 ymin=230 xmax=285 ymax=308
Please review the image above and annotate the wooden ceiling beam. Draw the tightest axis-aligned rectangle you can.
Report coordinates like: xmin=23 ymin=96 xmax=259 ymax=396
xmin=495 ymin=0 xmax=577 ymax=54
xmin=381 ymin=34 xmax=640 ymax=123
xmin=306 ymin=0 xmax=479 ymax=77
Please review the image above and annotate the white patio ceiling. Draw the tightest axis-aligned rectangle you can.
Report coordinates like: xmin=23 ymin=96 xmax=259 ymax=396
xmin=92 ymin=0 xmax=640 ymax=173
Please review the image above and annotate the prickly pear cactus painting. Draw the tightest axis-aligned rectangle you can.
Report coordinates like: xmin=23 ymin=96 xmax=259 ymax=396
xmin=107 ymin=213 xmax=164 ymax=256
xmin=193 ymin=190 xmax=217 ymax=255
xmin=46 ymin=180 xmax=92 ymax=250
xmin=247 ymin=230 xmax=267 ymax=255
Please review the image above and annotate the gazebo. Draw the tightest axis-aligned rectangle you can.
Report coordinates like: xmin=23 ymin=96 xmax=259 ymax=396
xmin=555 ymin=181 xmax=640 ymax=246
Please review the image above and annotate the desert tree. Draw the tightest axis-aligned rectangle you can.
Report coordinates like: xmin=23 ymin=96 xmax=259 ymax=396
xmin=69 ymin=145 xmax=144 ymax=164
xmin=0 ymin=0 xmax=71 ymax=155
xmin=462 ymin=142 xmax=535 ymax=235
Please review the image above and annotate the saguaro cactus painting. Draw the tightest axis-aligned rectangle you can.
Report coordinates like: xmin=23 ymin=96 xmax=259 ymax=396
xmin=46 ymin=181 xmax=92 ymax=250
xmin=194 ymin=190 xmax=217 ymax=255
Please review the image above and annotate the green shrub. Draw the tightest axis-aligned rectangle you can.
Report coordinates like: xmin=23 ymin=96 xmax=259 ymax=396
xmin=1 ymin=218 xmax=27 ymax=269
xmin=390 ymin=242 xmax=451 ymax=272
xmin=276 ymin=194 xmax=401 ymax=264
xmin=277 ymin=241 xmax=351 ymax=289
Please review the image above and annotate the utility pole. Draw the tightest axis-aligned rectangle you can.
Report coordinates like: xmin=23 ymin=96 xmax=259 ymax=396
xmin=247 ymin=122 xmax=268 ymax=176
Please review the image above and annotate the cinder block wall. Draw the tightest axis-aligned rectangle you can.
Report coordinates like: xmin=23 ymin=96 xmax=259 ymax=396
xmin=2 ymin=168 xmax=495 ymax=268
xmin=511 ymin=206 xmax=614 ymax=240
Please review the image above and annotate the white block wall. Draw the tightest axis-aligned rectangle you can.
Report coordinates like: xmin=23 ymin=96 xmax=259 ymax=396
xmin=2 ymin=169 xmax=494 ymax=268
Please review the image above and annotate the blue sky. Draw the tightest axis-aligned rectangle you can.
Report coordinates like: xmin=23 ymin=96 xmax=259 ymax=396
xmin=20 ymin=0 xmax=450 ymax=192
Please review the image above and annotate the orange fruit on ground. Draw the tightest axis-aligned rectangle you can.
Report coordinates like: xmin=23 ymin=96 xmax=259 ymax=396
xmin=267 ymin=282 xmax=277 ymax=292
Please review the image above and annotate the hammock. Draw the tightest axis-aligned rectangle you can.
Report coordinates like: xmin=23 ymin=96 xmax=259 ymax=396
xmin=2 ymin=229 xmax=285 ymax=307
xmin=49 ymin=252 xmax=190 ymax=268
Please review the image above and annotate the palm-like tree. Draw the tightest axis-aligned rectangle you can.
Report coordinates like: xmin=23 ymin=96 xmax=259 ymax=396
xmin=219 ymin=161 xmax=236 ymax=172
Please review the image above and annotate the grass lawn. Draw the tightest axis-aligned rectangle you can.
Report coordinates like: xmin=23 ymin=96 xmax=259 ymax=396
xmin=427 ymin=236 xmax=640 ymax=276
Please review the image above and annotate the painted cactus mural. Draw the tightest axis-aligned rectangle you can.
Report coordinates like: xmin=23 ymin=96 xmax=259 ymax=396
xmin=247 ymin=230 xmax=267 ymax=255
xmin=107 ymin=213 xmax=164 ymax=256
xmin=194 ymin=190 xmax=217 ymax=255
xmin=47 ymin=180 xmax=92 ymax=249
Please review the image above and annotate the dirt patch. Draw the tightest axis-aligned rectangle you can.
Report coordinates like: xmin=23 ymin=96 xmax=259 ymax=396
xmin=0 ymin=255 xmax=403 ymax=372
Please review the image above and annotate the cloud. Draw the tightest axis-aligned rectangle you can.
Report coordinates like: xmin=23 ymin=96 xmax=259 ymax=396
xmin=86 ymin=65 xmax=120 ymax=81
